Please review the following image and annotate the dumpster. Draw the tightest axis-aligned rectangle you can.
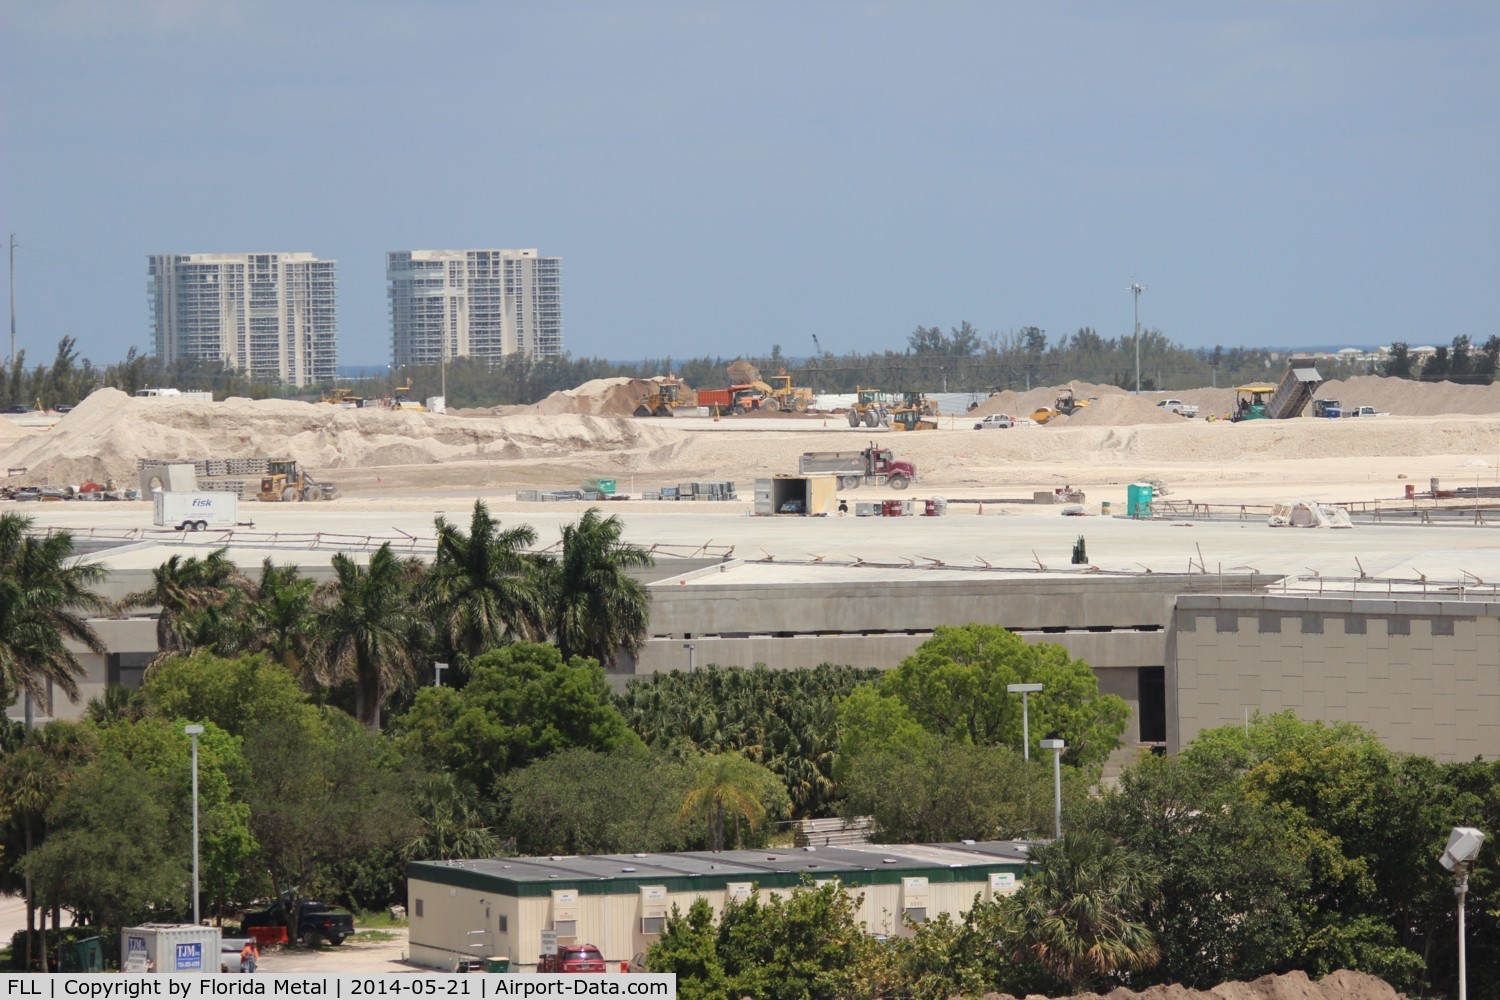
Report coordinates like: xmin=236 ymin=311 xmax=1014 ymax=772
xmin=486 ymin=957 xmax=511 ymax=973
xmin=1126 ymin=483 xmax=1153 ymax=519
xmin=59 ymin=936 xmax=104 ymax=973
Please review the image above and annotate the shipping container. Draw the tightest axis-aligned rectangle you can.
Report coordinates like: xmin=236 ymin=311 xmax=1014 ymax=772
xmin=121 ymin=924 xmax=222 ymax=973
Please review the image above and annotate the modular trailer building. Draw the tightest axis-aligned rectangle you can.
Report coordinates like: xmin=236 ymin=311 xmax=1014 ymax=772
xmin=407 ymin=841 xmax=1030 ymax=971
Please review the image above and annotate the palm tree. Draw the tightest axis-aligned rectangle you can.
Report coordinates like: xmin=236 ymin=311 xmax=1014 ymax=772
xmin=118 ymin=548 xmax=246 ymax=661
xmin=542 ymin=508 xmax=653 ymax=667
xmin=305 ymin=543 xmax=425 ymax=731
xmin=0 ymin=513 xmax=109 ymax=722
xmin=245 ymin=559 xmax=316 ymax=672
xmin=677 ymin=752 xmax=773 ymax=852
xmin=0 ymin=723 xmax=95 ymax=972
xmin=425 ymin=501 xmax=545 ymax=668
xmin=1010 ymin=830 xmax=1162 ymax=991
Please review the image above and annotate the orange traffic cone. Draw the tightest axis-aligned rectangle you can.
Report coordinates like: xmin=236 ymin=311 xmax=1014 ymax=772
xmin=978 ymin=502 xmax=984 ymax=516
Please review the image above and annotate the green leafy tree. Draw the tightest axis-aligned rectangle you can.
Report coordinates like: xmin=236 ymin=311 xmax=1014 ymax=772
xmin=505 ymin=746 xmax=695 ymax=855
xmin=677 ymin=751 xmax=788 ymax=852
xmin=92 ymin=717 xmax=255 ymax=921
xmin=648 ymin=883 xmax=877 ymax=1000
xmin=306 ymin=544 xmax=427 ymax=731
xmin=855 ymin=624 xmax=1128 ymax=768
xmin=0 ymin=513 xmax=109 ymax=718
xmin=142 ymin=650 xmax=313 ymax=739
xmin=22 ymin=755 xmax=188 ymax=942
xmin=242 ymin=706 xmax=415 ymax=942
xmin=425 ymin=501 xmax=545 ymax=672
xmin=541 ymin=508 xmax=653 ymax=668
xmin=619 ymin=665 xmax=879 ymax=819
xmin=1010 ymin=831 xmax=1161 ymax=991
xmin=395 ymin=643 xmax=642 ymax=795
xmin=841 ymin=734 xmax=1073 ymax=842
xmin=403 ymin=772 xmax=505 ymax=862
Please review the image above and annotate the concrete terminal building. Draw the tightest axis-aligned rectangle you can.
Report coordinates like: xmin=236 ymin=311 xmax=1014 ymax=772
xmin=5 ymin=505 xmax=1499 ymax=763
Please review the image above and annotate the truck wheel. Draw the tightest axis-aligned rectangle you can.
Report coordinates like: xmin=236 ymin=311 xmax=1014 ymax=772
xmin=283 ymin=487 xmax=301 ymax=502
xmin=863 ymin=410 xmax=879 ymax=428
xmin=794 ymin=399 xmax=808 ymax=413
xmin=846 ymin=411 xmax=859 ymax=427
xmin=328 ymin=935 xmax=346 ymax=947
xmin=633 ymin=405 xmax=651 ymax=417
xmin=194 ymin=520 xmax=208 ymax=532
xmin=888 ymin=474 xmax=909 ymax=491
xmin=655 ymin=405 xmax=673 ymax=417
xmin=306 ymin=485 xmax=324 ymax=501
xmin=763 ymin=397 xmax=780 ymax=412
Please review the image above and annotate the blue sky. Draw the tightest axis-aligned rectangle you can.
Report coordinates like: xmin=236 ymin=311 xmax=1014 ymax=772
xmin=2 ymin=0 xmax=1496 ymax=367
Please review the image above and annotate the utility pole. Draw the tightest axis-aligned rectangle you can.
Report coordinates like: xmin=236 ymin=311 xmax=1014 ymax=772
xmin=9 ymin=233 xmax=16 ymax=370
xmin=1129 ymin=282 xmax=1145 ymax=394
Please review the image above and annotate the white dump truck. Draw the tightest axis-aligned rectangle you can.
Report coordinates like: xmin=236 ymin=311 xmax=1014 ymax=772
xmin=153 ymin=491 xmax=240 ymax=531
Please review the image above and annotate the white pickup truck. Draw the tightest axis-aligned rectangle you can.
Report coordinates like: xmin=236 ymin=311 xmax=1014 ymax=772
xmin=1156 ymin=399 xmax=1199 ymax=417
xmin=1346 ymin=405 xmax=1389 ymax=418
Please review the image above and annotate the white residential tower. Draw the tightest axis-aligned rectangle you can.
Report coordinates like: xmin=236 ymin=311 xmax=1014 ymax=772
xmin=148 ymin=252 xmax=337 ymax=387
xmin=387 ymin=249 xmax=562 ymax=368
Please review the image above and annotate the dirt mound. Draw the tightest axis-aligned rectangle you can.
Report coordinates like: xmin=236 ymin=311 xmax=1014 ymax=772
xmin=502 ymin=376 xmax=666 ymax=417
xmin=970 ymin=382 xmax=1131 ymax=419
xmin=0 ymin=418 xmax=37 ymax=447
xmin=2 ymin=387 xmax=686 ymax=486
xmin=1051 ymin=395 xmax=1185 ymax=427
xmin=977 ymin=968 xmax=1401 ymax=1000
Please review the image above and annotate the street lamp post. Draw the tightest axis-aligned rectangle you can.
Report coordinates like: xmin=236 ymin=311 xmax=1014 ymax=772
xmin=1040 ymin=738 xmax=1066 ymax=839
xmin=434 ymin=662 xmax=448 ymax=687
xmin=184 ymin=724 xmax=205 ymax=925
xmin=1007 ymin=683 xmax=1043 ymax=761
xmin=1441 ymin=826 xmax=1487 ymax=1000
xmin=683 ymin=643 xmax=696 ymax=673
xmin=1130 ymin=283 xmax=1145 ymax=394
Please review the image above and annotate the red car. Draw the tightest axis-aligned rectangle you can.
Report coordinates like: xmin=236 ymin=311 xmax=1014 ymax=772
xmin=538 ymin=944 xmax=607 ymax=973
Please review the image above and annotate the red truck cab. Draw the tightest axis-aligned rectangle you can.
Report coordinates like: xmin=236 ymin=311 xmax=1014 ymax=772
xmin=869 ymin=448 xmax=916 ymax=482
xmin=538 ymin=944 xmax=607 ymax=973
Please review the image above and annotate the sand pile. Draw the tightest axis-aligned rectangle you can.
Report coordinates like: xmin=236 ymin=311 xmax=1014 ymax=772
xmin=498 ymin=377 xmax=667 ymax=417
xmin=1051 ymin=394 xmax=1185 ymax=427
xmin=1 ymin=387 xmax=686 ymax=486
xmin=0 ymin=418 xmax=36 ymax=447
xmin=992 ymin=968 xmax=1402 ymax=1000
xmin=970 ymin=382 xmax=1130 ymax=419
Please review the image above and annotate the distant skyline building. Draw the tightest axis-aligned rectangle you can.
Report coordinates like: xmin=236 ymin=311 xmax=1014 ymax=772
xmin=148 ymin=251 xmax=337 ymax=387
xmin=387 ymin=249 xmax=562 ymax=369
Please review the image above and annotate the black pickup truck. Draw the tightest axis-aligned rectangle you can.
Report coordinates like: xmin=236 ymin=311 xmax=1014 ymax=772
xmin=242 ymin=897 xmax=355 ymax=946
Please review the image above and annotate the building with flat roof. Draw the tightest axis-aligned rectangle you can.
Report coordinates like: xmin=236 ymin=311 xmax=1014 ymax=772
xmin=407 ymin=841 xmax=1030 ymax=971
xmin=387 ymin=249 xmax=562 ymax=369
xmin=147 ymin=252 xmax=337 ymax=387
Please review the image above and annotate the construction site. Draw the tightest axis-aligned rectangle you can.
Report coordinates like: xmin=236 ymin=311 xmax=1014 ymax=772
xmin=4 ymin=368 xmax=1500 ymax=767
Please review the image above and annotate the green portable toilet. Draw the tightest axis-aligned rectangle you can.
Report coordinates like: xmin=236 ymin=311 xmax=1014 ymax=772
xmin=1126 ymin=483 xmax=1153 ymax=519
xmin=486 ymin=957 xmax=511 ymax=973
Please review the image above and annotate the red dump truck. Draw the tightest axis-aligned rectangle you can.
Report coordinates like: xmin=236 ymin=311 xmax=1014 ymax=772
xmin=798 ymin=445 xmax=915 ymax=490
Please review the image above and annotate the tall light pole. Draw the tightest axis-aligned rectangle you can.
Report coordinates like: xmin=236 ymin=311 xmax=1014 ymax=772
xmin=1040 ymin=738 xmax=1066 ymax=839
xmin=682 ymin=643 xmax=696 ymax=673
xmin=1129 ymin=283 xmax=1145 ymax=394
xmin=184 ymin=724 xmax=205 ymax=925
xmin=1441 ymin=826 xmax=1486 ymax=1000
xmin=1007 ymin=683 xmax=1043 ymax=761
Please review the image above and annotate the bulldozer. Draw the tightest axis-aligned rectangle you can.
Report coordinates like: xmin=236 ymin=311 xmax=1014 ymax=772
xmin=320 ymin=387 xmax=365 ymax=408
xmin=889 ymin=407 xmax=938 ymax=432
xmin=762 ymin=372 xmax=814 ymax=413
xmin=391 ymin=379 xmax=425 ymax=411
xmin=1031 ymin=387 xmax=1090 ymax=425
xmin=256 ymin=460 xmax=337 ymax=502
xmin=845 ymin=386 xmax=889 ymax=428
xmin=634 ymin=377 xmax=695 ymax=417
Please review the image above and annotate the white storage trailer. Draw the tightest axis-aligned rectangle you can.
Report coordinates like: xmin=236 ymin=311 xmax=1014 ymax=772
xmin=153 ymin=491 xmax=239 ymax=531
xmin=121 ymin=923 xmax=222 ymax=973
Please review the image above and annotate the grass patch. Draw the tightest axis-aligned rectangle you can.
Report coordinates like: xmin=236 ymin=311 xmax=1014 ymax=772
xmin=347 ymin=930 xmax=398 ymax=943
xmin=354 ymin=910 xmax=409 ymax=930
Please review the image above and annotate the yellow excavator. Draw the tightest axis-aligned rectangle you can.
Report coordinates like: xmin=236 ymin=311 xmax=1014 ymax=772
xmin=762 ymin=372 xmax=814 ymax=413
xmin=634 ymin=377 xmax=696 ymax=417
